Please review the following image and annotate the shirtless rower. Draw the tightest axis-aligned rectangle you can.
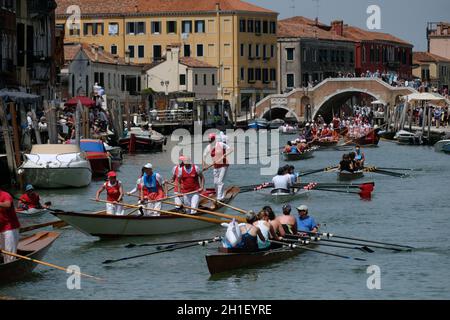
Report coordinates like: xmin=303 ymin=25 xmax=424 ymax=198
xmin=275 ymin=204 xmax=298 ymax=236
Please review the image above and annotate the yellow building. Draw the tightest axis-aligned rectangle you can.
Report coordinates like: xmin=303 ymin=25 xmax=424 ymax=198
xmin=413 ymin=52 xmax=450 ymax=91
xmin=55 ymin=0 xmax=278 ymax=117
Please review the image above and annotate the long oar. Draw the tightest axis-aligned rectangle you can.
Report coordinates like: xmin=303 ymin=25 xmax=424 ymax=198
xmin=161 ymin=200 xmax=246 ymax=223
xmin=312 ymin=232 xmax=415 ymax=249
xmin=308 ymin=188 xmax=372 ymax=200
xmin=292 ymin=182 xmax=375 ymax=189
xmin=373 ymin=167 xmax=422 ymax=172
xmin=19 ymin=220 xmax=68 ymax=233
xmin=125 ymin=237 xmax=222 ymax=249
xmin=281 ymin=237 xmax=374 ymax=253
xmin=309 ymin=237 xmax=408 ymax=252
xmin=103 ymin=238 xmax=220 ymax=264
xmin=91 ymin=199 xmax=230 ymax=225
xmin=364 ymin=167 xmax=408 ymax=178
xmin=1 ymin=249 xmax=103 ymax=281
xmin=298 ymin=166 xmax=339 ymax=178
xmin=198 ymin=193 xmax=248 ymax=215
xmin=270 ymin=240 xmax=367 ymax=261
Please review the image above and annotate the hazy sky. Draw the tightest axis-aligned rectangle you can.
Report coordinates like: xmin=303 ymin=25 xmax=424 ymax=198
xmin=248 ymin=0 xmax=450 ymax=51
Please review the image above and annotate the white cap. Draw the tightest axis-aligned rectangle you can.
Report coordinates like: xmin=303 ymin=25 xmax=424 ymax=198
xmin=144 ymin=163 xmax=153 ymax=169
xmin=297 ymin=205 xmax=308 ymax=211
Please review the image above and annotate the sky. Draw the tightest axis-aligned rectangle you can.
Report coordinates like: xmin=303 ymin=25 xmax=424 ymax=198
xmin=248 ymin=0 xmax=450 ymax=51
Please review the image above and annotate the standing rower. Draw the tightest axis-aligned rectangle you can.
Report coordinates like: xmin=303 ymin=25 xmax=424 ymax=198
xmin=171 ymin=156 xmax=187 ymax=209
xmin=203 ymin=133 xmax=231 ymax=201
xmin=141 ymin=163 xmax=166 ymax=216
xmin=0 ymin=187 xmax=20 ymax=263
xmin=96 ymin=171 xmax=124 ymax=215
xmin=177 ymin=156 xmax=204 ymax=214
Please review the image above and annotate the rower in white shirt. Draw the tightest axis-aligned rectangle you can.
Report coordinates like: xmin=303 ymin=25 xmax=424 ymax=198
xmin=271 ymin=167 xmax=292 ymax=191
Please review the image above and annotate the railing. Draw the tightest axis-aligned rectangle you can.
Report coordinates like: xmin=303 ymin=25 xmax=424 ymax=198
xmin=148 ymin=110 xmax=193 ymax=124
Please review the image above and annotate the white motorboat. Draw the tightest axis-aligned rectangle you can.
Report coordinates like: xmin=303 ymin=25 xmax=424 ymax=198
xmin=18 ymin=144 xmax=92 ymax=188
xmin=394 ymin=130 xmax=423 ymax=145
xmin=434 ymin=140 xmax=450 ymax=153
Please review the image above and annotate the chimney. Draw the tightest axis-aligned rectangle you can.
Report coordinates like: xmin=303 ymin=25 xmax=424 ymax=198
xmin=331 ymin=20 xmax=344 ymax=36
xmin=315 ymin=17 xmax=319 ymax=26
xmin=94 ymin=45 xmax=99 ymax=62
xmin=134 ymin=5 xmax=139 ymax=13
xmin=215 ymin=2 xmax=220 ymax=11
xmin=125 ymin=50 xmax=130 ymax=64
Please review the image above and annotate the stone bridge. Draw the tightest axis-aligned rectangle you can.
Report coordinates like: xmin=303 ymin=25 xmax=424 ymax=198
xmin=255 ymin=78 xmax=416 ymax=122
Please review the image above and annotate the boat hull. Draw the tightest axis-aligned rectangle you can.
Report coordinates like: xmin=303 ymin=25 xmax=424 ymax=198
xmin=51 ymin=187 xmax=239 ymax=238
xmin=0 ymin=232 xmax=59 ymax=284
xmin=338 ymin=171 xmax=364 ymax=181
xmin=21 ymin=167 xmax=92 ymax=188
xmin=269 ymin=188 xmax=309 ymax=203
xmin=345 ymin=130 xmax=381 ymax=147
xmin=434 ymin=140 xmax=450 ymax=153
xmin=16 ymin=208 xmax=49 ymax=217
xmin=283 ymin=149 xmax=315 ymax=161
xmin=313 ymin=139 xmax=339 ymax=147
xmin=87 ymin=156 xmax=111 ymax=176
xmin=206 ymin=246 xmax=307 ymax=275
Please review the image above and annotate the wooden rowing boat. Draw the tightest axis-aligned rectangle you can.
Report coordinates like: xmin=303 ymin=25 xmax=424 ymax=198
xmin=282 ymin=148 xmax=315 ymax=161
xmin=0 ymin=231 xmax=59 ymax=284
xmin=205 ymin=245 xmax=311 ymax=275
xmin=312 ymin=139 xmax=339 ymax=147
xmin=268 ymin=188 xmax=309 ymax=203
xmin=344 ymin=129 xmax=381 ymax=147
xmin=16 ymin=208 xmax=49 ymax=217
xmin=337 ymin=171 xmax=364 ymax=181
xmin=50 ymin=187 xmax=240 ymax=239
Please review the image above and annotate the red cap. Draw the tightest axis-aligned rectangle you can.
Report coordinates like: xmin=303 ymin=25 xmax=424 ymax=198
xmin=209 ymin=133 xmax=216 ymax=141
xmin=107 ymin=171 xmax=117 ymax=178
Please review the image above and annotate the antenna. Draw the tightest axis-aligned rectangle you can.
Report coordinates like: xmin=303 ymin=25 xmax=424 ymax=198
xmin=290 ymin=0 xmax=296 ymax=16
xmin=312 ymin=0 xmax=320 ymax=22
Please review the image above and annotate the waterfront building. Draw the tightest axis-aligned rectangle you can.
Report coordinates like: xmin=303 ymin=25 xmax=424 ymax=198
xmin=63 ymin=43 xmax=143 ymax=111
xmin=277 ymin=17 xmax=356 ymax=92
xmin=55 ymin=0 xmax=279 ymax=118
xmin=427 ymin=22 xmax=450 ymax=60
xmin=413 ymin=52 xmax=450 ymax=91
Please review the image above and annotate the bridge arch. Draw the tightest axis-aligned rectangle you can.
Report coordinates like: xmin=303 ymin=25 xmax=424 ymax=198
xmin=260 ymin=105 xmax=301 ymax=122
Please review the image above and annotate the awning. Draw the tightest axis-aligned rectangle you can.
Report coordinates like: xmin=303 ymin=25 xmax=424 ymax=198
xmin=0 ymin=89 xmax=41 ymax=104
xmin=65 ymin=96 xmax=96 ymax=108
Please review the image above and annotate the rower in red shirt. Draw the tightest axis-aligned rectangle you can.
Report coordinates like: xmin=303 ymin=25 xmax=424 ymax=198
xmin=18 ymin=184 xmax=43 ymax=210
xmin=96 ymin=171 xmax=124 ymax=215
xmin=0 ymin=187 xmax=20 ymax=263
xmin=177 ymin=156 xmax=204 ymax=214
xmin=171 ymin=156 xmax=187 ymax=209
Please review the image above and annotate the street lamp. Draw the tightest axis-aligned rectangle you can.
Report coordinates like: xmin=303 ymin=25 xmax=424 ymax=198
xmin=161 ymin=80 xmax=170 ymax=111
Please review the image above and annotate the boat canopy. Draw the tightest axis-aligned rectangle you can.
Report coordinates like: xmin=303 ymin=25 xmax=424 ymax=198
xmin=30 ymin=144 xmax=81 ymax=154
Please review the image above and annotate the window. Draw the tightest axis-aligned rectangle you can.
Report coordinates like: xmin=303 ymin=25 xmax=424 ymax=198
xmin=138 ymin=45 xmax=145 ymax=58
xmin=203 ymin=74 xmax=207 ymax=86
xmin=286 ymin=48 xmax=294 ymax=61
xmin=184 ymin=45 xmax=191 ymax=57
xmin=247 ymin=68 xmax=254 ymax=82
xmin=94 ymin=72 xmax=105 ymax=87
xmin=255 ymin=20 xmax=261 ymax=34
xmin=83 ymin=23 xmax=104 ymax=35
xmin=195 ymin=20 xmax=205 ymax=33
xmin=121 ymin=75 xmax=125 ymax=91
xmin=247 ymin=20 xmax=254 ymax=33
xmin=240 ymin=68 xmax=245 ymax=81
xmin=286 ymin=74 xmax=294 ymax=88
xmin=240 ymin=44 xmax=245 ymax=57
xmin=212 ymin=74 xmax=215 ymax=86
xmin=349 ymin=51 xmax=354 ymax=63
xmin=182 ymin=20 xmax=192 ymax=33
xmin=197 ymin=44 xmax=204 ymax=57
xmin=263 ymin=45 xmax=267 ymax=59
xmin=151 ymin=21 xmax=161 ymax=34
xmin=167 ymin=21 xmax=177 ymax=34
xmin=303 ymin=48 xmax=307 ymax=62
xmin=270 ymin=21 xmax=276 ymax=34
xmin=262 ymin=68 xmax=269 ymax=83
xmin=271 ymin=45 xmax=275 ymax=58
xmin=270 ymin=68 xmax=276 ymax=81
xmin=111 ymin=45 xmax=117 ymax=55
xmin=180 ymin=74 xmax=186 ymax=86
xmin=195 ymin=74 xmax=198 ymax=85
xmin=255 ymin=44 xmax=260 ymax=58
xmin=108 ymin=23 xmax=119 ymax=35
xmin=128 ymin=46 xmax=135 ymax=58
xmin=137 ymin=22 xmax=145 ymax=34
xmin=255 ymin=68 xmax=261 ymax=81
xmin=248 ymin=44 xmax=253 ymax=58
xmin=153 ymin=45 xmax=162 ymax=60
xmin=239 ymin=19 xmax=246 ymax=32
xmin=126 ymin=22 xmax=145 ymax=35
xmin=262 ymin=21 xmax=268 ymax=34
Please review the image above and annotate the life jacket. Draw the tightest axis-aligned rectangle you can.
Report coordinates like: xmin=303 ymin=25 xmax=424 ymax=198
xmin=105 ymin=181 xmax=122 ymax=201
xmin=284 ymin=146 xmax=292 ymax=153
xmin=211 ymin=143 xmax=228 ymax=169
xmin=355 ymin=150 xmax=364 ymax=161
xmin=142 ymin=173 xmax=162 ymax=195
xmin=181 ymin=165 xmax=200 ymax=193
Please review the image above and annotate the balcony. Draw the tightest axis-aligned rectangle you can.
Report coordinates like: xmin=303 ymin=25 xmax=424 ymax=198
xmin=27 ymin=0 xmax=57 ymax=16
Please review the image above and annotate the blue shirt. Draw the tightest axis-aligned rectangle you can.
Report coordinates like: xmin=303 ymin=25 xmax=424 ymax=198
xmin=296 ymin=216 xmax=317 ymax=232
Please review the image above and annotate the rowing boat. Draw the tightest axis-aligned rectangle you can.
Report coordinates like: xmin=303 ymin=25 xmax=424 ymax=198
xmin=16 ymin=208 xmax=49 ymax=217
xmin=282 ymin=148 xmax=316 ymax=161
xmin=337 ymin=171 xmax=364 ymax=181
xmin=344 ymin=129 xmax=381 ymax=147
xmin=0 ymin=231 xmax=59 ymax=284
xmin=312 ymin=139 xmax=339 ymax=147
xmin=50 ymin=187 xmax=240 ymax=239
xmin=269 ymin=188 xmax=309 ymax=203
xmin=205 ymin=245 xmax=311 ymax=275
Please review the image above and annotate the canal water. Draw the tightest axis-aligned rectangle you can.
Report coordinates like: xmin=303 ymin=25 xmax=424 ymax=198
xmin=2 ymin=135 xmax=450 ymax=299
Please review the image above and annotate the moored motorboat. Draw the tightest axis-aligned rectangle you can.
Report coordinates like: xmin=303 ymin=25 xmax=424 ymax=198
xmin=434 ymin=140 xmax=450 ymax=153
xmin=67 ymin=139 xmax=116 ymax=176
xmin=18 ymin=144 xmax=92 ymax=188
xmin=50 ymin=187 xmax=240 ymax=238
xmin=205 ymin=245 xmax=311 ymax=275
xmin=119 ymin=127 xmax=166 ymax=152
xmin=269 ymin=119 xmax=285 ymax=130
xmin=282 ymin=148 xmax=316 ymax=161
xmin=0 ymin=231 xmax=59 ymax=284
xmin=394 ymin=130 xmax=423 ymax=145
xmin=337 ymin=171 xmax=364 ymax=181
xmin=248 ymin=119 xmax=269 ymax=130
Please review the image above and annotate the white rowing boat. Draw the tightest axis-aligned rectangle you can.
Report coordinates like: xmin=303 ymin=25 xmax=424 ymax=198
xmin=49 ymin=187 xmax=240 ymax=239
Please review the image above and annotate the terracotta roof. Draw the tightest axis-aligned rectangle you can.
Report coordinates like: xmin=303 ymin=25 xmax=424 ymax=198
xmin=278 ymin=16 xmax=412 ymax=47
xmin=179 ymin=57 xmax=215 ymax=68
xmin=64 ymin=43 xmax=137 ymax=66
xmin=413 ymin=51 xmax=450 ymax=63
xmin=278 ymin=20 xmax=352 ymax=42
xmin=342 ymin=25 xmax=412 ymax=46
xmin=55 ymin=0 xmax=276 ymax=16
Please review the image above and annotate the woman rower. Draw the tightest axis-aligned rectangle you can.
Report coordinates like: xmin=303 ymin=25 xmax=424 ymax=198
xmin=235 ymin=211 xmax=265 ymax=252
xmin=95 ymin=171 xmax=124 ymax=215
xmin=253 ymin=210 xmax=280 ymax=249
xmin=339 ymin=154 xmax=354 ymax=173
xmin=141 ymin=163 xmax=166 ymax=216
